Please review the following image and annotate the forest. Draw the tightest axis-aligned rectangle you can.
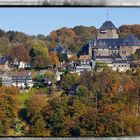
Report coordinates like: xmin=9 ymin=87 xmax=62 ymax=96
xmin=1 ymin=67 xmax=140 ymax=136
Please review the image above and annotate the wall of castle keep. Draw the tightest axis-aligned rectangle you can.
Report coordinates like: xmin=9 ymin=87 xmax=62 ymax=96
xmin=94 ymin=48 xmax=110 ymax=56
xmin=88 ymin=46 xmax=93 ymax=58
xmin=97 ymin=29 xmax=118 ymax=39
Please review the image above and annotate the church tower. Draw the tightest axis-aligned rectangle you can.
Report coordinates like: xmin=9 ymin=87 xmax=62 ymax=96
xmin=97 ymin=21 xmax=118 ymax=39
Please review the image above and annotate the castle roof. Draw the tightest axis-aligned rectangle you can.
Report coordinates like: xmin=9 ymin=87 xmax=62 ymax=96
xmin=100 ymin=21 xmax=117 ymax=30
xmin=77 ymin=43 xmax=90 ymax=57
xmin=96 ymin=38 xmax=123 ymax=48
xmin=123 ymin=34 xmax=140 ymax=46
xmin=93 ymin=34 xmax=140 ymax=49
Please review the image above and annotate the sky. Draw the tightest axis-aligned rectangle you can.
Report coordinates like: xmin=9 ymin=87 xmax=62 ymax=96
xmin=0 ymin=8 xmax=139 ymax=36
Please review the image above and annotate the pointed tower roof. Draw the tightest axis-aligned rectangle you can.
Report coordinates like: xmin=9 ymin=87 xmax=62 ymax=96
xmin=100 ymin=21 xmax=117 ymax=30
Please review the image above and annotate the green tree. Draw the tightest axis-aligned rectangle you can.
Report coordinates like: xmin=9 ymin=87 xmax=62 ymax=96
xmin=61 ymin=73 xmax=80 ymax=89
xmin=29 ymin=39 xmax=50 ymax=68
xmin=0 ymin=37 xmax=10 ymax=56
xmin=0 ymin=121 xmax=3 ymax=136
xmin=76 ymin=85 xmax=88 ymax=97
xmin=44 ymin=70 xmax=55 ymax=84
xmin=131 ymin=53 xmax=139 ymax=60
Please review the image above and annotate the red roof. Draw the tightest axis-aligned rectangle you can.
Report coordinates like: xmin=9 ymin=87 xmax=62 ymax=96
xmin=79 ymin=55 xmax=90 ymax=61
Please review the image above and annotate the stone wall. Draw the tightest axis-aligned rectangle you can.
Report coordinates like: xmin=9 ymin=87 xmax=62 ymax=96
xmin=97 ymin=29 xmax=118 ymax=39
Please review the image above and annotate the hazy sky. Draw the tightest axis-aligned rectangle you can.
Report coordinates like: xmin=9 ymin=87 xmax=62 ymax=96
xmin=0 ymin=8 xmax=139 ymax=36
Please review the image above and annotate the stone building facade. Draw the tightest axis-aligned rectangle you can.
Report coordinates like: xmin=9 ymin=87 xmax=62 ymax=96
xmin=97 ymin=29 xmax=119 ymax=39
xmin=83 ymin=21 xmax=140 ymax=60
xmin=77 ymin=20 xmax=140 ymax=72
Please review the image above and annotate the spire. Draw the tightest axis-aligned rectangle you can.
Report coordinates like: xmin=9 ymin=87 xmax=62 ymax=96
xmin=106 ymin=9 xmax=109 ymax=21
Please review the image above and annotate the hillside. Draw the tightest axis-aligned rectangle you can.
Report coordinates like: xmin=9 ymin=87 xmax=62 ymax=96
xmin=0 ymin=24 xmax=140 ymax=56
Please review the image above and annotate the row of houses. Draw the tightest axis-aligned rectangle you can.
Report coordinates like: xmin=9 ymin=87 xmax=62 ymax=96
xmin=0 ymin=45 xmax=74 ymax=72
xmin=72 ymin=20 xmax=140 ymax=73
xmin=1 ymin=71 xmax=33 ymax=88
xmin=0 ymin=69 xmax=62 ymax=89
xmin=0 ymin=55 xmax=31 ymax=72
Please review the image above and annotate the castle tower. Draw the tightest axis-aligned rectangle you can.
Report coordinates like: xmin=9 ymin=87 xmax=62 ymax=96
xmin=97 ymin=21 xmax=118 ymax=39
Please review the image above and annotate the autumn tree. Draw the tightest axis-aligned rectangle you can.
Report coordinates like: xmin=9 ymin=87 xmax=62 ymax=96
xmin=9 ymin=44 xmax=30 ymax=63
xmin=33 ymin=55 xmax=51 ymax=68
xmin=0 ymin=86 xmax=19 ymax=135
xmin=26 ymin=94 xmax=46 ymax=118
xmin=69 ymin=54 xmax=78 ymax=62
xmin=26 ymin=94 xmax=48 ymax=136
xmin=28 ymin=113 xmax=46 ymax=136
xmin=49 ymin=52 xmax=59 ymax=66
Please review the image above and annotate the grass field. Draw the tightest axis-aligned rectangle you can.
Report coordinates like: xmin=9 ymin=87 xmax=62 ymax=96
xmin=18 ymin=88 xmax=35 ymax=108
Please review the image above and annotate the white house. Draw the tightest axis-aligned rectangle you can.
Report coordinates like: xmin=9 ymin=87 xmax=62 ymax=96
xmin=18 ymin=61 xmax=31 ymax=69
xmin=111 ymin=60 xmax=130 ymax=72
xmin=2 ymin=71 xmax=33 ymax=89
xmin=13 ymin=59 xmax=31 ymax=69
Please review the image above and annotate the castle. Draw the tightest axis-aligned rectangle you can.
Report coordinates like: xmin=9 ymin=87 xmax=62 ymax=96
xmin=76 ymin=21 xmax=140 ymax=72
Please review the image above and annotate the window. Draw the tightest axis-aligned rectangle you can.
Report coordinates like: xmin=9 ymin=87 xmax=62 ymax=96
xmin=13 ymin=76 xmax=17 ymax=80
xmin=18 ymin=77 xmax=22 ymax=80
xmin=122 ymin=51 xmax=126 ymax=54
xmin=22 ymin=76 xmax=26 ymax=79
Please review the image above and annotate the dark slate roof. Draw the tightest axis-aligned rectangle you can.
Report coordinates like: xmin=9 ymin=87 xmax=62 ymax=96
xmin=77 ymin=43 xmax=90 ymax=57
xmin=113 ymin=60 xmax=130 ymax=64
xmin=94 ymin=34 xmax=140 ymax=48
xmin=95 ymin=55 xmax=114 ymax=59
xmin=94 ymin=44 xmax=108 ymax=49
xmin=100 ymin=21 xmax=117 ymax=30
xmin=0 ymin=59 xmax=7 ymax=65
xmin=96 ymin=38 xmax=123 ymax=48
xmin=50 ymin=46 xmax=71 ymax=54
xmin=68 ymin=83 xmax=79 ymax=94
xmin=78 ymin=33 xmax=140 ymax=58
xmin=0 ymin=56 xmax=8 ymax=65
xmin=123 ymin=34 xmax=140 ymax=46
